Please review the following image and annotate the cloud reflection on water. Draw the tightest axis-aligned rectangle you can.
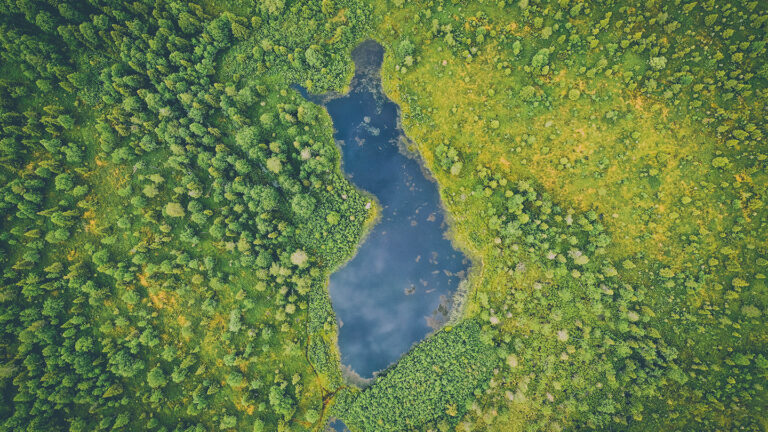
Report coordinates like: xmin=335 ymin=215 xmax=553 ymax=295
xmin=316 ymin=40 xmax=469 ymax=378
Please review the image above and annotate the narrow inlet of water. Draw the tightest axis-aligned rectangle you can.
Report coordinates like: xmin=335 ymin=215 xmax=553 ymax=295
xmin=299 ymin=40 xmax=469 ymax=378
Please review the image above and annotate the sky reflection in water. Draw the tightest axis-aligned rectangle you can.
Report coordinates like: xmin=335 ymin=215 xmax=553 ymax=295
xmin=302 ymin=41 xmax=469 ymax=378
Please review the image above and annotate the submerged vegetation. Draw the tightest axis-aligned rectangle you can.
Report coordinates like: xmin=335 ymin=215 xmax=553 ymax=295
xmin=0 ymin=0 xmax=766 ymax=431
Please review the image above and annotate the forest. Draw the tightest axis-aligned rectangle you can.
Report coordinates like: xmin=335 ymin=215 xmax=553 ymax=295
xmin=0 ymin=0 xmax=765 ymax=431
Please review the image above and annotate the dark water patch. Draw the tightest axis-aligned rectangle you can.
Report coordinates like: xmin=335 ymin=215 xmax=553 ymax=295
xmin=327 ymin=419 xmax=350 ymax=432
xmin=296 ymin=40 xmax=469 ymax=378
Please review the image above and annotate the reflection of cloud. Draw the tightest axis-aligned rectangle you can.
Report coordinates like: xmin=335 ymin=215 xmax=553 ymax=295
xmin=335 ymin=287 xmax=448 ymax=375
xmin=321 ymin=52 xmax=472 ymax=376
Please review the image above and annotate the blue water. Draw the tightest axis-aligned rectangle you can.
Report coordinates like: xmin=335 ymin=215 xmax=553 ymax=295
xmin=298 ymin=41 xmax=469 ymax=378
xmin=328 ymin=419 xmax=350 ymax=432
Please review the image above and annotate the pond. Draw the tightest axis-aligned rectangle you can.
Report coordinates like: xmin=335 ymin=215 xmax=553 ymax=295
xmin=327 ymin=419 xmax=350 ymax=432
xmin=298 ymin=40 xmax=469 ymax=379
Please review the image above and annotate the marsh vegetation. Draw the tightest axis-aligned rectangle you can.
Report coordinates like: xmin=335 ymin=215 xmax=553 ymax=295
xmin=0 ymin=0 xmax=765 ymax=431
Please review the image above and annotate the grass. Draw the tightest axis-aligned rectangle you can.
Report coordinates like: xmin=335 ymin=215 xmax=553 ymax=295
xmin=342 ymin=0 xmax=768 ymax=429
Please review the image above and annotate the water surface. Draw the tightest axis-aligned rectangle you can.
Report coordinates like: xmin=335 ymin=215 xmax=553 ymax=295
xmin=300 ymin=41 xmax=469 ymax=378
xmin=327 ymin=419 xmax=350 ymax=432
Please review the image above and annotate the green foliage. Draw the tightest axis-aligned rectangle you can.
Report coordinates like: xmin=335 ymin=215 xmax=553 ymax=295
xmin=362 ymin=0 xmax=768 ymax=429
xmin=291 ymin=194 xmax=316 ymax=219
xmin=269 ymin=385 xmax=294 ymax=419
xmin=339 ymin=321 xmax=496 ymax=431
xmin=147 ymin=367 xmax=167 ymax=389
xmin=304 ymin=408 xmax=320 ymax=423
xmin=0 ymin=0 xmax=766 ymax=430
xmin=164 ymin=202 xmax=185 ymax=218
xmin=0 ymin=1 xmax=372 ymax=430
xmin=649 ymin=55 xmax=667 ymax=70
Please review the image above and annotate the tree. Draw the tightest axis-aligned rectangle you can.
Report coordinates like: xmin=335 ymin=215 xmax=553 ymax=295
xmin=206 ymin=16 xmax=232 ymax=43
xmin=305 ymin=409 xmax=319 ymax=423
xmin=236 ymin=127 xmax=259 ymax=150
xmin=261 ymin=0 xmax=285 ymax=15
xmin=268 ymin=386 xmax=293 ymax=418
xmin=450 ymin=162 xmax=462 ymax=176
xmin=649 ymin=56 xmax=667 ymax=70
xmin=165 ymin=202 xmax=185 ymax=217
xmin=147 ymin=366 xmax=167 ymax=388
xmin=45 ymin=228 xmax=69 ymax=243
xmin=35 ymin=11 xmax=57 ymax=33
xmin=143 ymin=184 xmax=159 ymax=198
xmin=220 ymin=415 xmax=237 ymax=429
xmin=305 ymin=47 xmax=322 ymax=68
xmin=520 ymin=85 xmax=537 ymax=102
xmin=67 ymin=72 xmax=89 ymax=90
xmin=57 ymin=114 xmax=75 ymax=129
xmin=326 ymin=211 xmax=340 ymax=225
xmin=531 ymin=48 xmax=550 ymax=69
xmin=258 ymin=187 xmax=279 ymax=211
xmin=252 ymin=420 xmax=265 ymax=432
xmin=291 ymin=194 xmax=315 ymax=219
xmin=228 ymin=309 xmax=242 ymax=333
xmin=266 ymin=157 xmax=282 ymax=173
xmin=54 ymin=173 xmax=74 ymax=191
xmin=231 ymin=21 xmax=249 ymax=40
xmin=290 ymin=249 xmax=308 ymax=267
xmin=397 ymin=39 xmax=414 ymax=60
xmin=92 ymin=249 xmax=110 ymax=266
xmin=227 ymin=372 xmax=244 ymax=388
xmin=122 ymin=290 xmax=139 ymax=305
xmin=260 ymin=112 xmax=275 ymax=127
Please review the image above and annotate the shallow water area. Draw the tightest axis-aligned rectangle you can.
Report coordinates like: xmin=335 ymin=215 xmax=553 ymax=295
xmin=327 ymin=419 xmax=350 ymax=432
xmin=297 ymin=41 xmax=469 ymax=378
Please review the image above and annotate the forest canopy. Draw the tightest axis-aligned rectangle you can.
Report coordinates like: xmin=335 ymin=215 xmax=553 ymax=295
xmin=0 ymin=0 xmax=766 ymax=431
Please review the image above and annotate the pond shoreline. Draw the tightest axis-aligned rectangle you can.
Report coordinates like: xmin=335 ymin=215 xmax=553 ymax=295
xmin=300 ymin=39 xmax=473 ymax=380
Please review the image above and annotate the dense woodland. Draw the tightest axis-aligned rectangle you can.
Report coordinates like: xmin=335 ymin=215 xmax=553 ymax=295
xmin=0 ymin=0 xmax=766 ymax=431
xmin=0 ymin=1 xmax=370 ymax=431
